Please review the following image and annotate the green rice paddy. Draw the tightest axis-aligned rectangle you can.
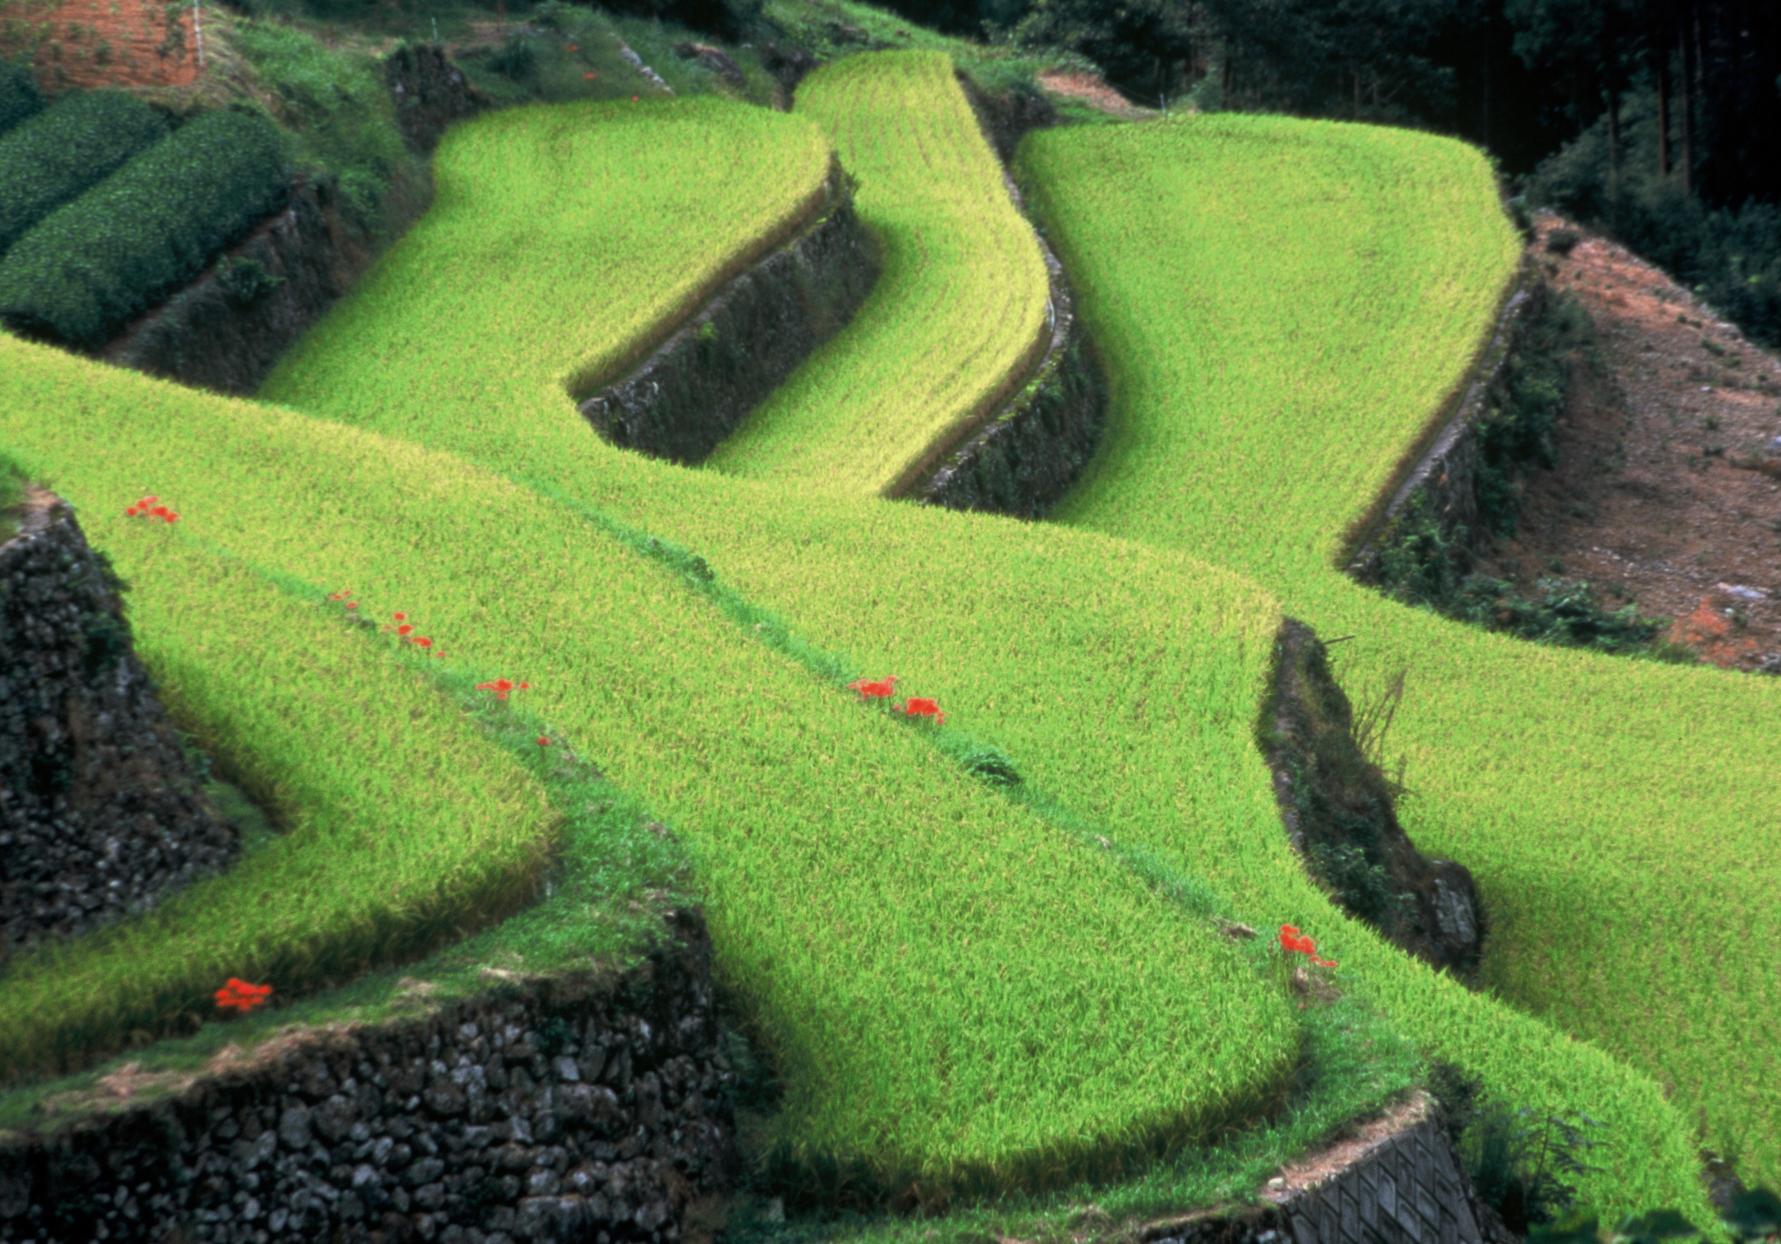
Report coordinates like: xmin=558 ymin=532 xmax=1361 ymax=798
xmin=0 ymin=43 xmax=1766 ymax=1227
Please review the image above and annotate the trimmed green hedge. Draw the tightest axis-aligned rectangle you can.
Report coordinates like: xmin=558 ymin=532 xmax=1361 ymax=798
xmin=0 ymin=109 xmax=289 ymax=348
xmin=0 ymin=62 xmax=42 ymax=137
xmin=0 ymin=90 xmax=168 ymax=254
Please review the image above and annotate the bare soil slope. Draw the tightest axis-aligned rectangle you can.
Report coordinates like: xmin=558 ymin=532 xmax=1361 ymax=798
xmin=1473 ymin=213 xmax=1781 ymax=671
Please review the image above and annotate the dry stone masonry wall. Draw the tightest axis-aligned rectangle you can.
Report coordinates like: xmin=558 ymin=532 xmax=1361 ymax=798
xmin=1144 ymin=1098 xmax=1493 ymax=1244
xmin=0 ymin=913 xmax=734 ymax=1244
xmin=909 ymin=74 xmax=1105 ymax=519
xmin=578 ymin=173 xmax=879 ymax=464
xmin=1343 ymin=269 xmax=1541 ymax=584
xmin=911 ymin=238 xmax=1104 ymax=518
xmin=0 ymin=489 xmax=237 ymax=959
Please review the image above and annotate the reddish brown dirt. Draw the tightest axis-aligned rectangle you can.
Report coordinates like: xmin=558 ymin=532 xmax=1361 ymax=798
xmin=3 ymin=0 xmax=200 ymax=92
xmin=1037 ymin=69 xmax=1158 ymax=121
xmin=1471 ymin=213 xmax=1781 ymax=673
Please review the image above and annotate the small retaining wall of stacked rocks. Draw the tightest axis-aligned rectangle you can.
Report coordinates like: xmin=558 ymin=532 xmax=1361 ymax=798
xmin=0 ymin=488 xmax=237 ymax=959
xmin=0 ymin=911 xmax=734 ymax=1243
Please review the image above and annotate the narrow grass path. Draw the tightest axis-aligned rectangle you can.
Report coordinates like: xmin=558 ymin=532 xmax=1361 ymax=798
xmin=703 ymin=50 xmax=1052 ymax=495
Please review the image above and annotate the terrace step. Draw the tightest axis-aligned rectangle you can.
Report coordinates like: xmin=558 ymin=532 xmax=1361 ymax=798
xmin=0 ymin=488 xmax=238 ymax=959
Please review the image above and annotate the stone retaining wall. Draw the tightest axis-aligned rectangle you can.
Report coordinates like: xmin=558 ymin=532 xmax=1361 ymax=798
xmin=1343 ymin=269 xmax=1540 ymax=584
xmin=911 ymin=235 xmax=1104 ymax=519
xmin=0 ymin=489 xmax=237 ymax=959
xmin=0 ymin=912 xmax=733 ymax=1244
xmin=1143 ymin=1097 xmax=1498 ymax=1244
xmin=1263 ymin=620 xmax=1484 ymax=978
xmin=577 ymin=173 xmax=879 ymax=464
xmin=904 ymin=76 xmax=1105 ymax=519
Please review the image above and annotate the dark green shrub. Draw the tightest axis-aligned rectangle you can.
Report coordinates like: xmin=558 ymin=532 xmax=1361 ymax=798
xmin=960 ymin=745 xmax=1022 ymax=787
xmin=485 ymin=32 xmax=542 ymax=85
xmin=0 ymin=90 xmax=168 ymax=254
xmin=0 ymin=109 xmax=288 ymax=348
xmin=0 ymin=61 xmax=43 ymax=137
xmin=1429 ymin=1063 xmax=1602 ymax=1234
xmin=215 ymin=255 xmax=284 ymax=306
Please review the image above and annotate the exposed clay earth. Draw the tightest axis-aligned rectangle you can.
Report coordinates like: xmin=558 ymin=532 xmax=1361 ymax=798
xmin=4 ymin=0 xmax=200 ymax=91
xmin=1037 ymin=69 xmax=1158 ymax=121
xmin=1471 ymin=213 xmax=1781 ymax=672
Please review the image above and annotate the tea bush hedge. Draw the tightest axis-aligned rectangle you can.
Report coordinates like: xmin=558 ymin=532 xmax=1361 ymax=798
xmin=0 ymin=90 xmax=167 ymax=254
xmin=0 ymin=109 xmax=287 ymax=346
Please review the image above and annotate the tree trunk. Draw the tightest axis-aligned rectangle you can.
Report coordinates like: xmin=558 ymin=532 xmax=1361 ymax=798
xmin=1602 ymin=0 xmax=1622 ymax=195
xmin=1680 ymin=2 xmax=1697 ymax=194
xmin=1655 ymin=23 xmax=1671 ymax=177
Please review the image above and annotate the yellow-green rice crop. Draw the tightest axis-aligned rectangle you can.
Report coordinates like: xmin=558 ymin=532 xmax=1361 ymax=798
xmin=4 ymin=67 xmax=1743 ymax=1214
xmin=703 ymin=50 xmax=1052 ymax=495
xmin=1019 ymin=113 xmax=1781 ymax=1188
xmin=0 ymin=329 xmax=1302 ymax=1196
xmin=260 ymin=96 xmax=835 ymax=443
xmin=262 ymin=70 xmax=1715 ymax=1213
xmin=0 ymin=522 xmax=555 ymax=1078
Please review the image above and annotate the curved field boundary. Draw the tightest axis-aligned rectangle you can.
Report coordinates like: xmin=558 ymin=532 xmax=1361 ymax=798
xmin=251 ymin=82 xmax=1717 ymax=1214
xmin=574 ymin=167 xmax=880 ymax=464
xmin=1337 ymin=262 xmax=1536 ymax=575
xmin=704 ymin=50 xmax=1053 ymax=497
xmin=0 ymin=517 xmax=555 ymax=1080
xmin=2 ymin=318 xmax=1303 ymax=1197
xmin=1021 ymin=113 xmax=1780 ymax=1193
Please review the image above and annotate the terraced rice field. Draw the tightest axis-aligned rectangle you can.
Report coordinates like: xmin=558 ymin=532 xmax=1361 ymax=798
xmin=1020 ymin=114 xmax=1781 ymax=1188
xmin=0 ymin=47 xmax=1763 ymax=1224
xmin=704 ymin=49 xmax=1052 ymax=495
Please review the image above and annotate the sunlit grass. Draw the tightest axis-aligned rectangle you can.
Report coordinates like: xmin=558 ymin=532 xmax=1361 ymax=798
xmin=705 ymin=50 xmax=1051 ymax=496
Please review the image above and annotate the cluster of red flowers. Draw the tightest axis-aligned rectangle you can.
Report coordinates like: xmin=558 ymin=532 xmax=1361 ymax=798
xmin=382 ymin=610 xmax=440 ymax=654
xmin=476 ymin=677 xmax=530 ymax=702
xmin=214 ymin=977 xmax=272 ymax=1014
xmin=847 ymin=675 xmax=947 ymax=724
xmin=123 ymin=495 xmax=178 ymax=523
xmin=1278 ymin=924 xmax=1337 ymax=969
xmin=327 ymin=594 xmax=447 ymax=656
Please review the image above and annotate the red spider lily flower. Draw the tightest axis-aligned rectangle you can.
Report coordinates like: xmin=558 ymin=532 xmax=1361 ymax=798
xmin=519 ymin=682 xmax=530 ymax=690
xmin=393 ymin=612 xmax=407 ymax=621
xmin=1312 ymin=956 xmax=1339 ymax=968
xmin=902 ymin=697 xmax=945 ymax=724
xmin=214 ymin=977 xmax=272 ymax=1014
xmin=165 ymin=512 xmax=178 ymax=523
xmin=328 ymin=590 xmax=354 ymax=602
xmin=345 ymin=601 xmax=359 ymax=610
xmin=396 ymin=624 xmax=414 ymax=636
xmin=125 ymin=507 xmax=139 ymax=517
xmin=476 ymin=678 xmax=520 ymax=701
xmin=537 ymin=736 xmax=551 ymax=747
xmin=413 ymin=636 xmax=433 ymax=649
xmin=848 ymin=675 xmax=898 ymax=699
xmin=150 ymin=505 xmax=169 ymax=518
